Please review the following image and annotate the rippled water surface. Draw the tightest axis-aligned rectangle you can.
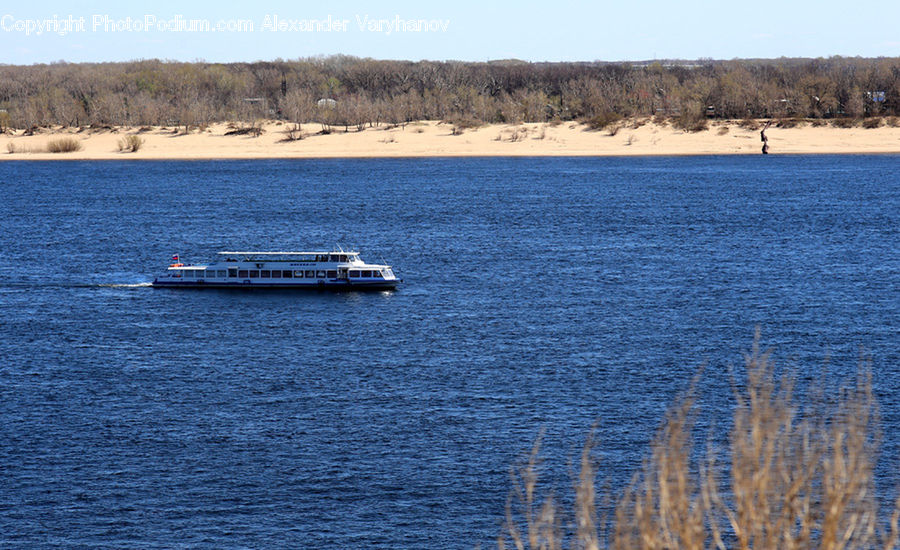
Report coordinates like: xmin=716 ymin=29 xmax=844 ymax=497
xmin=1 ymin=156 xmax=899 ymax=548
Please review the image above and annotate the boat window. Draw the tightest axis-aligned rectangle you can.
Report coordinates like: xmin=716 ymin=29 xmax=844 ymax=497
xmin=205 ymin=270 xmax=216 ymax=278
xmin=339 ymin=255 xmax=347 ymax=262
xmin=282 ymin=270 xmax=292 ymax=278
xmin=261 ymin=270 xmax=270 ymax=278
xmin=305 ymin=270 xmax=315 ymax=278
xmin=349 ymin=270 xmax=360 ymax=278
xmin=294 ymin=270 xmax=304 ymax=278
xmin=271 ymin=270 xmax=281 ymax=278
xmin=217 ymin=270 xmax=226 ymax=278
xmin=316 ymin=270 xmax=326 ymax=278
xmin=238 ymin=270 xmax=248 ymax=278
xmin=372 ymin=271 xmax=382 ymax=278
xmin=249 ymin=270 xmax=259 ymax=278
xmin=326 ymin=270 xmax=337 ymax=278
xmin=175 ymin=270 xmax=183 ymax=277
xmin=361 ymin=270 xmax=371 ymax=277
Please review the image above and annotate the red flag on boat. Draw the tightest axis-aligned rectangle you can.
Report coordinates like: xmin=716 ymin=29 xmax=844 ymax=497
xmin=172 ymin=254 xmax=179 ymax=262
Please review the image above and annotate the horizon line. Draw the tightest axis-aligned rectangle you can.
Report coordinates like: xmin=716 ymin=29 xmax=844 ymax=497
xmin=5 ymin=53 xmax=900 ymax=67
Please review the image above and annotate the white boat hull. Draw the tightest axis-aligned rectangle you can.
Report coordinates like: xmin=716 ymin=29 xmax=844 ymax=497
xmin=151 ymin=278 xmax=400 ymax=290
xmin=151 ymin=250 xmax=402 ymax=291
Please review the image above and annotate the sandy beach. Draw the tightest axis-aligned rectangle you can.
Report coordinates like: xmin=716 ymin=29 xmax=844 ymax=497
xmin=2 ymin=119 xmax=900 ymax=160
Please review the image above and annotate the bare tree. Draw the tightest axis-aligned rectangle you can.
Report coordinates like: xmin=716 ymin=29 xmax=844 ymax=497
xmin=1 ymin=55 xmax=900 ymax=130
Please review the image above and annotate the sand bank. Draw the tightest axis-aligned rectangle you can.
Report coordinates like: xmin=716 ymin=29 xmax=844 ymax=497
xmin=2 ymin=119 xmax=900 ymax=160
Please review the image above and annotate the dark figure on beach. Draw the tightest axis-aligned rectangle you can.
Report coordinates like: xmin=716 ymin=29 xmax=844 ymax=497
xmin=760 ymin=120 xmax=772 ymax=154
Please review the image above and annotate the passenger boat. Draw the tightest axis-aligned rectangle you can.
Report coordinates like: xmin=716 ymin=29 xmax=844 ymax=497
xmin=152 ymin=250 xmax=401 ymax=289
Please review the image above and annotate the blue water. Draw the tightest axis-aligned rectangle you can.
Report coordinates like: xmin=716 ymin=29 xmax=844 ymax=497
xmin=1 ymin=156 xmax=898 ymax=548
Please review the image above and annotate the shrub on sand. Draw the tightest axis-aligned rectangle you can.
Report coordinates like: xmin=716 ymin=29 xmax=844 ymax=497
xmin=280 ymin=123 xmax=303 ymax=142
xmin=775 ymin=117 xmax=806 ymax=129
xmin=6 ymin=141 xmax=45 ymax=154
xmin=118 ymin=135 xmax=145 ymax=152
xmin=672 ymin=108 xmax=708 ymax=132
xmin=862 ymin=117 xmax=883 ymax=129
xmin=46 ymin=137 xmax=82 ymax=153
xmin=443 ymin=116 xmax=481 ymax=131
xmin=500 ymin=333 xmax=900 ymax=549
xmin=225 ymin=121 xmax=265 ymax=137
xmin=738 ymin=118 xmax=760 ymax=130
xmin=584 ymin=112 xmax=622 ymax=132
xmin=444 ymin=116 xmax=481 ymax=136
xmin=832 ymin=118 xmax=858 ymax=129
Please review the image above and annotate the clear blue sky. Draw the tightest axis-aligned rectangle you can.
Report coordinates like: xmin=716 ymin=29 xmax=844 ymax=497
xmin=1 ymin=0 xmax=899 ymax=64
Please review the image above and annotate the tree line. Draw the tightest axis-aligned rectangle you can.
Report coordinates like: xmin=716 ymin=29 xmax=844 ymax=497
xmin=1 ymin=55 xmax=899 ymax=131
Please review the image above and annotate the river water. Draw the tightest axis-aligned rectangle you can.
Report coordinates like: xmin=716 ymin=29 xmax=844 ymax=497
xmin=1 ymin=156 xmax=898 ymax=548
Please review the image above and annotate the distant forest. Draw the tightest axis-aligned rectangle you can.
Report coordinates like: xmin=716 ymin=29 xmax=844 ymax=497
xmin=1 ymin=56 xmax=899 ymax=131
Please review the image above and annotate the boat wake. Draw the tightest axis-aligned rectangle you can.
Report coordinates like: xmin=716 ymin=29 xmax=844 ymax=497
xmin=0 ymin=281 xmax=153 ymax=290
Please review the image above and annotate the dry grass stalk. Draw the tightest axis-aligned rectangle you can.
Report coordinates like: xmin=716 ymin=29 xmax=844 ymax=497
xmin=575 ymin=429 xmax=599 ymax=550
xmin=501 ymin=433 xmax=562 ymax=550
xmin=613 ymin=393 xmax=705 ymax=550
xmin=713 ymin=337 xmax=820 ymax=549
xmin=818 ymin=370 xmax=879 ymax=549
xmin=708 ymin=339 xmax=883 ymax=550
xmin=500 ymin=333 xmax=899 ymax=550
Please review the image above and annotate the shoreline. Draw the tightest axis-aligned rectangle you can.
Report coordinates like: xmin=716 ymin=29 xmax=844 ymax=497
xmin=3 ymin=119 xmax=900 ymax=160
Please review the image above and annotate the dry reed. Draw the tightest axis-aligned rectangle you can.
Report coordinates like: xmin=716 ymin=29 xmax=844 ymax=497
xmin=46 ymin=136 xmax=82 ymax=153
xmin=500 ymin=333 xmax=900 ymax=549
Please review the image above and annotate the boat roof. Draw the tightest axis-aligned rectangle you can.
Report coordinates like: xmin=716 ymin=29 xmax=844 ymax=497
xmin=171 ymin=263 xmax=392 ymax=269
xmin=218 ymin=251 xmax=359 ymax=256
